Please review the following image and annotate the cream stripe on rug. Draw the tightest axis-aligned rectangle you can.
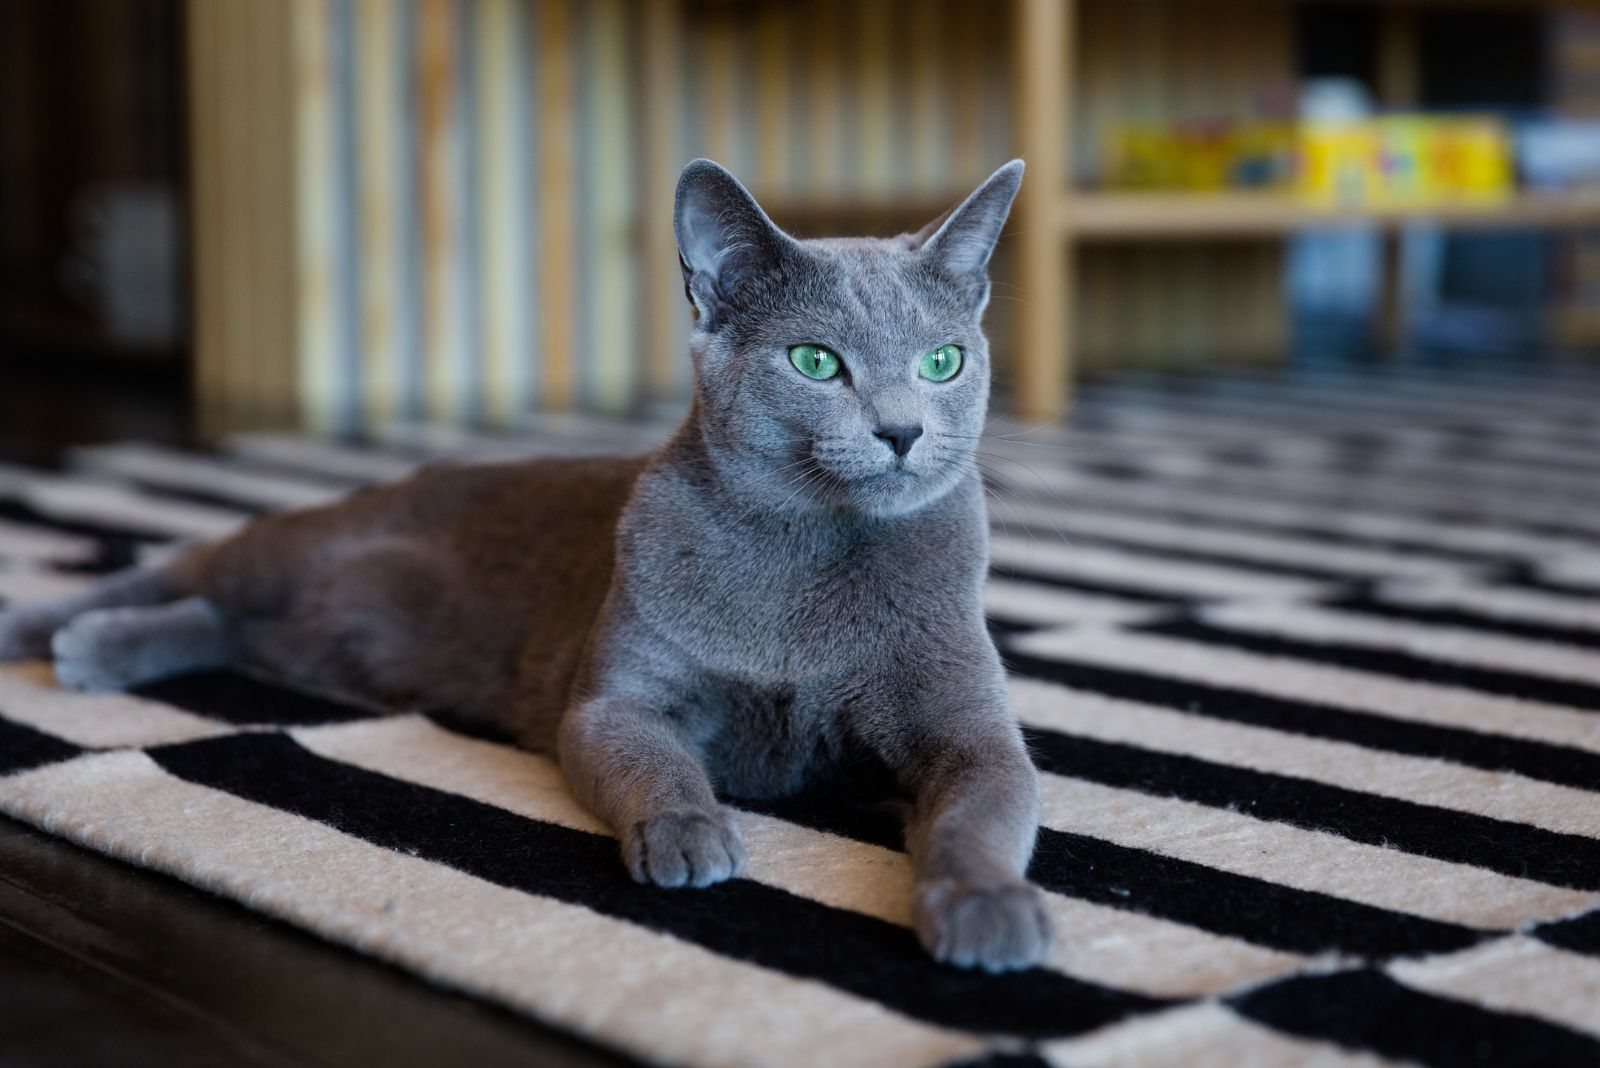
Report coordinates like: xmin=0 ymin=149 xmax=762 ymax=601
xmin=988 ymin=535 xmax=1330 ymax=602
xmin=1038 ymin=1002 xmax=1392 ymax=1068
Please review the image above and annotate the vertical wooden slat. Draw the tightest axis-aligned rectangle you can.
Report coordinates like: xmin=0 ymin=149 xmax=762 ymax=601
xmin=703 ymin=7 xmax=737 ymax=171
xmin=589 ymin=0 xmax=634 ymax=413
xmin=356 ymin=0 xmax=400 ymax=427
xmin=537 ymin=0 xmax=576 ymax=410
xmin=258 ymin=0 xmax=298 ymax=429
xmin=952 ymin=0 xmax=986 ymax=188
xmin=190 ymin=0 xmax=301 ymax=440
xmin=417 ymin=0 xmax=464 ymax=421
xmin=1013 ymin=0 xmax=1072 ymax=419
xmin=1377 ymin=4 xmax=1420 ymax=111
xmin=221 ymin=0 xmax=254 ymax=426
xmin=238 ymin=0 xmax=265 ymax=425
xmin=293 ymin=0 xmax=339 ymax=434
xmin=188 ymin=0 xmax=225 ymax=439
xmin=857 ymin=0 xmax=893 ymax=197
xmin=477 ymin=0 xmax=528 ymax=425
xmin=906 ymin=0 xmax=941 ymax=194
xmin=454 ymin=0 xmax=483 ymax=425
xmin=755 ymin=3 xmax=791 ymax=194
xmin=639 ymin=0 xmax=684 ymax=405
xmin=807 ymin=0 xmax=844 ymax=196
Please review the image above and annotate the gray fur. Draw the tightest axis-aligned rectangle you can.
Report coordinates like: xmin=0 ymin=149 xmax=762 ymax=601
xmin=0 ymin=159 xmax=1049 ymax=971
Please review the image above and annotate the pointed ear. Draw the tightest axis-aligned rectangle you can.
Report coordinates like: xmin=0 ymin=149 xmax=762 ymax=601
xmin=674 ymin=159 xmax=797 ymax=329
xmin=914 ymin=160 xmax=1024 ymax=278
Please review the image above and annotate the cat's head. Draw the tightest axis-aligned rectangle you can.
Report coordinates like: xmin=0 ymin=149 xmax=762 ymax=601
xmin=674 ymin=159 xmax=1022 ymax=519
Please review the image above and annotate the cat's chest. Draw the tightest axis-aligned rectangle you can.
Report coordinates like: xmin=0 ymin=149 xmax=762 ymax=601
xmin=693 ymin=675 xmax=849 ymax=797
xmin=628 ymin=524 xmax=958 ymax=679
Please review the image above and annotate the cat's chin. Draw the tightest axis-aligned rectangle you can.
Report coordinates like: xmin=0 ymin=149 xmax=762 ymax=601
xmin=825 ymin=469 xmax=959 ymax=519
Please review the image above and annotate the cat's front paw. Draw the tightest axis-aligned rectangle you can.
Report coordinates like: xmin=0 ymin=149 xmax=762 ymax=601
xmin=914 ymin=878 xmax=1052 ymax=972
xmin=623 ymin=806 xmax=746 ymax=889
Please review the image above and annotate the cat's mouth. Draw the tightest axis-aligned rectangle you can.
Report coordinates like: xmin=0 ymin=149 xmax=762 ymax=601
xmin=795 ymin=439 xmax=965 ymax=516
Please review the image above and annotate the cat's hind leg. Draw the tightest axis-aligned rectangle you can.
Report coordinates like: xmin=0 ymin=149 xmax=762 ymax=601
xmin=51 ymin=597 xmax=230 ymax=692
xmin=0 ymin=565 xmax=182 ymax=662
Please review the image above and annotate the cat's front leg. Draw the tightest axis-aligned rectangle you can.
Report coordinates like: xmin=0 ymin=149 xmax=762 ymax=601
xmin=894 ymin=708 xmax=1050 ymax=972
xmin=558 ymin=694 xmax=746 ymax=888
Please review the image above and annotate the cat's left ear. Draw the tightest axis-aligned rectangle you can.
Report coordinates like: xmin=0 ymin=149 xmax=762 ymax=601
xmin=908 ymin=160 xmax=1024 ymax=280
xmin=674 ymin=159 xmax=799 ymax=330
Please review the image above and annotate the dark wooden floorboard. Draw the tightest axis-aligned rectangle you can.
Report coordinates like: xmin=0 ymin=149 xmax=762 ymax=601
xmin=0 ymin=920 xmax=302 ymax=1068
xmin=0 ymin=816 xmax=637 ymax=1068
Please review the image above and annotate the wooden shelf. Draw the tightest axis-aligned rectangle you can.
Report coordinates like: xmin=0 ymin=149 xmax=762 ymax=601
xmin=1065 ymin=190 xmax=1600 ymax=241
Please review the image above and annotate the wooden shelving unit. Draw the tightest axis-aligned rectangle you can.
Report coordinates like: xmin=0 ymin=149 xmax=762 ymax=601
xmin=1011 ymin=0 xmax=1600 ymax=421
xmin=1066 ymin=191 xmax=1600 ymax=240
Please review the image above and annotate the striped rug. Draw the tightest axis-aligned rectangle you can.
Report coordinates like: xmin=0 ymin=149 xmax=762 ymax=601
xmin=2 ymin=364 xmax=1598 ymax=1068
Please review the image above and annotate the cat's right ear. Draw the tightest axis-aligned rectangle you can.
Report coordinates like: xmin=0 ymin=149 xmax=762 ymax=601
xmin=674 ymin=159 xmax=797 ymax=330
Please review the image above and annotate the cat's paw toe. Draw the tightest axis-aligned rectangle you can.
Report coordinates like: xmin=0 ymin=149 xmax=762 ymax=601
xmin=0 ymin=606 xmax=57 ymax=661
xmin=624 ymin=807 xmax=746 ymax=889
xmin=51 ymin=610 xmax=142 ymax=692
xmin=914 ymin=879 xmax=1052 ymax=972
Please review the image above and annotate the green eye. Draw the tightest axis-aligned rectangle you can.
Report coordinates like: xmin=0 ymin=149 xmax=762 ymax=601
xmin=920 ymin=344 xmax=963 ymax=382
xmin=789 ymin=344 xmax=842 ymax=381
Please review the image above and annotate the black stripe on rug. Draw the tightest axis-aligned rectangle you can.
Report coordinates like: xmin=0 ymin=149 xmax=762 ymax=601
xmin=1033 ymin=829 xmax=1487 ymax=960
xmin=1495 ymin=564 xmax=1600 ymax=603
xmin=0 ymin=714 xmax=85 ymax=776
xmin=1023 ymin=731 xmax=1600 ymax=892
xmin=132 ymin=670 xmax=386 ymax=727
xmin=1230 ymin=968 xmax=1600 ymax=1068
xmin=987 ymin=564 xmax=1189 ymax=605
xmin=0 ymin=500 xmax=153 ymax=572
xmin=748 ymin=782 xmax=1488 ymax=961
xmin=940 ymin=1053 xmax=1051 ymax=1068
xmin=1140 ymin=619 xmax=1600 ymax=712
xmin=986 ymin=615 xmax=1045 ymax=637
xmin=1324 ymin=592 xmax=1600 ymax=651
xmin=1055 ymin=466 xmax=1600 ymax=550
xmin=1533 ymin=909 xmax=1600 ymax=958
xmin=147 ymin=731 xmax=1168 ymax=1040
xmin=1001 ymin=650 xmax=1600 ymax=792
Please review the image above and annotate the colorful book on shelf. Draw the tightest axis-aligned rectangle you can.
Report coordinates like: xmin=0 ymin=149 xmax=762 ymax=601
xmin=1103 ymin=120 xmax=1296 ymax=192
xmin=1297 ymin=115 xmax=1514 ymax=209
xmin=1102 ymin=114 xmax=1515 ymax=210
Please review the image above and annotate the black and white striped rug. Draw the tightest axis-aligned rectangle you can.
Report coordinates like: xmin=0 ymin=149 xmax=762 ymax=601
xmin=2 ymin=363 xmax=1598 ymax=1068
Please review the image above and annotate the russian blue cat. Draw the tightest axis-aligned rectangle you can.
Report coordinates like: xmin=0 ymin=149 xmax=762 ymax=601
xmin=0 ymin=159 xmax=1050 ymax=971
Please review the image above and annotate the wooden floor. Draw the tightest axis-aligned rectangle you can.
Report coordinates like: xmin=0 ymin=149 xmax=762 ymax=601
xmin=0 ymin=815 xmax=633 ymax=1067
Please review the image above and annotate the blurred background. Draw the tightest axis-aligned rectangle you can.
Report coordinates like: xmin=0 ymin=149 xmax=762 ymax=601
xmin=2 ymin=0 xmax=1598 ymax=460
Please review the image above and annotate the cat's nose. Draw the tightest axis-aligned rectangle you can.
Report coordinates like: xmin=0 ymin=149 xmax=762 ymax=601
xmin=872 ymin=424 xmax=924 ymax=458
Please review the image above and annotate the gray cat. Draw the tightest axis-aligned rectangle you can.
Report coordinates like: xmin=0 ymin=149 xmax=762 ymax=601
xmin=0 ymin=159 xmax=1050 ymax=971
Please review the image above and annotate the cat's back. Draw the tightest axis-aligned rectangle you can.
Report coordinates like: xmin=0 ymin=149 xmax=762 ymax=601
xmin=390 ymin=452 xmax=653 ymax=624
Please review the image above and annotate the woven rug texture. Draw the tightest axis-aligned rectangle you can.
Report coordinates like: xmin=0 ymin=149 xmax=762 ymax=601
xmin=1 ymin=364 xmax=1598 ymax=1068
